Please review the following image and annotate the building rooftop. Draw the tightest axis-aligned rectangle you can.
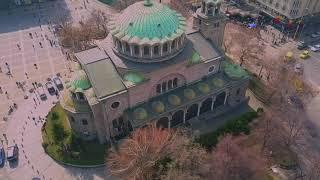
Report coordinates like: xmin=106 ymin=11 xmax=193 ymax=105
xmin=75 ymin=47 xmax=108 ymax=65
xmin=83 ymin=57 xmax=126 ymax=99
xmin=103 ymin=32 xmax=222 ymax=74
xmin=126 ymin=66 xmax=249 ymax=128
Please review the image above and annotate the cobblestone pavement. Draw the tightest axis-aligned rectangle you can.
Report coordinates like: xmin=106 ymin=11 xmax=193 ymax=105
xmin=0 ymin=0 xmax=116 ymax=179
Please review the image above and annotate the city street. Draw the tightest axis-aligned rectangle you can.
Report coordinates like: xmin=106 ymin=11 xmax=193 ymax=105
xmin=0 ymin=0 xmax=116 ymax=179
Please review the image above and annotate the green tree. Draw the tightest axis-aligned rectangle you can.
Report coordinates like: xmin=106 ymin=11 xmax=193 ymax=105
xmin=52 ymin=123 xmax=68 ymax=143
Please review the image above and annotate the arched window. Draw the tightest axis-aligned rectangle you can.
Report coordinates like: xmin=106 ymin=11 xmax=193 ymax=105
xmin=171 ymin=40 xmax=176 ymax=50
xmin=143 ymin=46 xmax=150 ymax=56
xmin=163 ymin=43 xmax=168 ymax=53
xmin=154 ymin=45 xmax=159 ymax=56
xmin=168 ymin=80 xmax=173 ymax=89
xmin=207 ymin=4 xmax=213 ymax=15
xmin=236 ymin=88 xmax=240 ymax=95
xmin=162 ymin=81 xmax=167 ymax=92
xmin=173 ymin=78 xmax=178 ymax=88
xmin=82 ymin=119 xmax=88 ymax=125
xmin=156 ymin=84 xmax=161 ymax=93
xmin=124 ymin=42 xmax=130 ymax=53
xmin=201 ymin=2 xmax=205 ymax=12
xmin=134 ymin=45 xmax=139 ymax=55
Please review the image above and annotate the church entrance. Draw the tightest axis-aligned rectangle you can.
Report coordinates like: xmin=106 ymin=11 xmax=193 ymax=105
xmin=185 ymin=104 xmax=198 ymax=121
xmin=213 ymin=92 xmax=226 ymax=108
xmin=200 ymin=98 xmax=213 ymax=115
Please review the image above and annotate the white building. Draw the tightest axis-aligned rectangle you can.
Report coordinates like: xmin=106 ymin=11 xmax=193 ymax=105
xmin=256 ymin=0 xmax=320 ymax=20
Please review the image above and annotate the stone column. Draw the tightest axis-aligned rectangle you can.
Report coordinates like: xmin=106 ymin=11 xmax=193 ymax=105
xmin=224 ymin=91 xmax=228 ymax=105
xmin=211 ymin=96 xmax=216 ymax=111
xmin=197 ymin=103 xmax=201 ymax=117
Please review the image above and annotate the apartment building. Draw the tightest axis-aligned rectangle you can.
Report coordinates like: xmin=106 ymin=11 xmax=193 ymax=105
xmin=256 ymin=0 xmax=320 ymax=20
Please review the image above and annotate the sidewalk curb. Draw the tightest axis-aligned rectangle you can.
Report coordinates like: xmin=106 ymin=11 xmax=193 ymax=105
xmin=45 ymin=150 xmax=105 ymax=168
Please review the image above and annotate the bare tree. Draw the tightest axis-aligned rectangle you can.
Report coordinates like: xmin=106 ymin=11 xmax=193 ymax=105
xmin=209 ymin=135 xmax=260 ymax=180
xmin=107 ymin=124 xmax=178 ymax=180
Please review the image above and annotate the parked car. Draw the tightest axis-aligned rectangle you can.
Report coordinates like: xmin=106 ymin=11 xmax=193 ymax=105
xmin=7 ymin=145 xmax=18 ymax=161
xmin=294 ymin=63 xmax=303 ymax=73
xmin=309 ymin=45 xmax=320 ymax=52
xmin=45 ymin=81 xmax=56 ymax=95
xmin=315 ymin=44 xmax=320 ymax=49
xmin=52 ymin=76 xmax=63 ymax=90
xmin=300 ymin=50 xmax=310 ymax=59
xmin=311 ymin=33 xmax=320 ymax=38
xmin=297 ymin=41 xmax=307 ymax=50
xmin=38 ymin=88 xmax=47 ymax=101
xmin=0 ymin=144 xmax=4 ymax=165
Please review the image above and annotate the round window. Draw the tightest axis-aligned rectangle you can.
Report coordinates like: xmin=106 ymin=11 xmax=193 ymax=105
xmin=111 ymin=102 xmax=120 ymax=109
xmin=209 ymin=66 xmax=215 ymax=73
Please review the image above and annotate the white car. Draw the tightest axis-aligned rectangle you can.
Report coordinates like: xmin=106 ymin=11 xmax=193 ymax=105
xmin=315 ymin=44 xmax=320 ymax=49
xmin=53 ymin=76 xmax=63 ymax=90
xmin=311 ymin=34 xmax=320 ymax=38
xmin=294 ymin=63 xmax=303 ymax=73
xmin=309 ymin=45 xmax=320 ymax=52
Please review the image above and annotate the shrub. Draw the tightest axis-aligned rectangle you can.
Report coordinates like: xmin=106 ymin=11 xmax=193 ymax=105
xmin=196 ymin=111 xmax=258 ymax=150
xmin=51 ymin=112 xmax=59 ymax=120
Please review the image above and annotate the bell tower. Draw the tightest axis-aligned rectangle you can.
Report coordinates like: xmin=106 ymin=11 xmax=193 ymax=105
xmin=193 ymin=0 xmax=227 ymax=48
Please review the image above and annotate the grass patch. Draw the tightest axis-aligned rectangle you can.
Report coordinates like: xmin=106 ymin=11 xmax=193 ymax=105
xmin=42 ymin=104 xmax=106 ymax=165
xmin=196 ymin=111 xmax=258 ymax=150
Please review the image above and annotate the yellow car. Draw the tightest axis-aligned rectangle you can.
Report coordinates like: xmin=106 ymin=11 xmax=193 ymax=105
xmin=300 ymin=50 xmax=310 ymax=59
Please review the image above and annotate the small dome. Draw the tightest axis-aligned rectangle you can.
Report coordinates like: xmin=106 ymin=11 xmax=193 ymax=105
xmin=189 ymin=51 xmax=201 ymax=65
xmin=123 ymin=71 xmax=145 ymax=84
xmin=152 ymin=101 xmax=165 ymax=113
xmin=71 ymin=70 xmax=91 ymax=91
xmin=198 ymin=83 xmax=210 ymax=94
xmin=168 ymin=94 xmax=181 ymax=106
xmin=212 ymin=78 xmax=224 ymax=88
xmin=184 ymin=89 xmax=196 ymax=100
xmin=133 ymin=108 xmax=148 ymax=120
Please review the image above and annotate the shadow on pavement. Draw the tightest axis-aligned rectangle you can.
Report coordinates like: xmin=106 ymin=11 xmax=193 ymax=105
xmin=0 ymin=0 xmax=71 ymax=34
xmin=8 ymin=158 xmax=19 ymax=169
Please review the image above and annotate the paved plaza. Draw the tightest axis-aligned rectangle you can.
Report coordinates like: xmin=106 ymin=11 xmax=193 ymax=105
xmin=0 ymin=0 xmax=116 ymax=179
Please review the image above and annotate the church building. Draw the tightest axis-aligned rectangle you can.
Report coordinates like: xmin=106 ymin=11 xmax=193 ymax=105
xmin=61 ymin=0 xmax=250 ymax=143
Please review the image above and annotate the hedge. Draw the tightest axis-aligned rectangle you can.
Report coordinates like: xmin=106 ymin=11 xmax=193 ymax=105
xmin=196 ymin=111 xmax=258 ymax=150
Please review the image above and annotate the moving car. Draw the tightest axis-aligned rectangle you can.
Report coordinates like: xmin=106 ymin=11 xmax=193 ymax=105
xmin=0 ymin=144 xmax=4 ymax=165
xmin=300 ymin=50 xmax=310 ymax=59
xmin=52 ymin=76 xmax=63 ymax=90
xmin=45 ymin=81 xmax=56 ymax=95
xmin=7 ymin=145 xmax=18 ymax=161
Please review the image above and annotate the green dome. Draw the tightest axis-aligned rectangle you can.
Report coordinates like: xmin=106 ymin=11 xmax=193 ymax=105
xmin=110 ymin=1 xmax=186 ymax=40
xmin=71 ymin=70 xmax=91 ymax=91
xmin=212 ymin=78 xmax=224 ymax=88
xmin=168 ymin=94 xmax=181 ymax=106
xmin=133 ymin=108 xmax=148 ymax=120
xmin=152 ymin=101 xmax=165 ymax=113
xmin=123 ymin=71 xmax=145 ymax=84
xmin=222 ymin=61 xmax=248 ymax=80
xmin=184 ymin=89 xmax=196 ymax=100
xmin=198 ymin=83 xmax=210 ymax=94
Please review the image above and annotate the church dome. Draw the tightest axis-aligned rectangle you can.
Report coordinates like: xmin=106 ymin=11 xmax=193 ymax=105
xmin=109 ymin=0 xmax=187 ymax=63
xmin=70 ymin=70 xmax=91 ymax=91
